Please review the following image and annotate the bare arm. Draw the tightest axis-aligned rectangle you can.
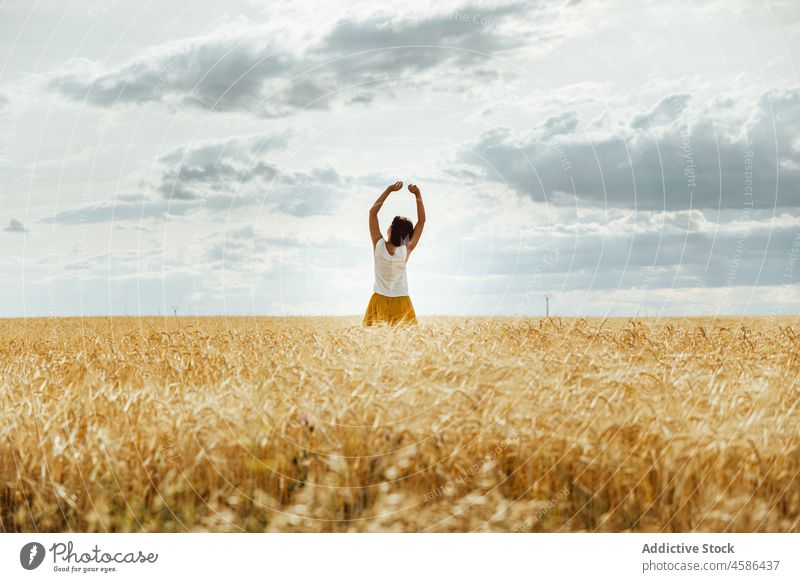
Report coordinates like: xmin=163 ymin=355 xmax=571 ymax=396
xmin=407 ymin=184 xmax=426 ymax=254
xmin=369 ymin=181 xmax=402 ymax=247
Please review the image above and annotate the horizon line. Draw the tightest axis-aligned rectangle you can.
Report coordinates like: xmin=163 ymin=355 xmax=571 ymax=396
xmin=1 ymin=313 xmax=797 ymax=321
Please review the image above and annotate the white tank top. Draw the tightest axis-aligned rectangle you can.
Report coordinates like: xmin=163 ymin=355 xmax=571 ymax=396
xmin=373 ymin=238 xmax=409 ymax=297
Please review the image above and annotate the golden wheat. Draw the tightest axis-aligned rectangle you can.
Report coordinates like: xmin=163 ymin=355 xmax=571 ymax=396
xmin=1 ymin=315 xmax=798 ymax=532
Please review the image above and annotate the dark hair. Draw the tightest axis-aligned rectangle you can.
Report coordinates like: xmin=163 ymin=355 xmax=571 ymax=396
xmin=389 ymin=216 xmax=414 ymax=246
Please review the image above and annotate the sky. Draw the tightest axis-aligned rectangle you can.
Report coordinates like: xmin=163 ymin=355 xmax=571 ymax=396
xmin=0 ymin=0 xmax=798 ymax=317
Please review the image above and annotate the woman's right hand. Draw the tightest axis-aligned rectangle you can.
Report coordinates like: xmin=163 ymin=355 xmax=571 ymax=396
xmin=408 ymin=184 xmax=420 ymax=196
xmin=386 ymin=181 xmax=403 ymax=192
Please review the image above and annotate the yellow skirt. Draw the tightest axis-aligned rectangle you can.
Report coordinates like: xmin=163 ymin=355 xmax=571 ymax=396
xmin=363 ymin=292 xmax=418 ymax=327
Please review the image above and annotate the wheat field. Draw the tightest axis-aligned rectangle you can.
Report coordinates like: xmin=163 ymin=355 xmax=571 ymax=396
xmin=1 ymin=315 xmax=798 ymax=532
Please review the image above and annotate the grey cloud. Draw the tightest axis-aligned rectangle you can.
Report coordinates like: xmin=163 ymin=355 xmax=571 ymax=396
xmin=4 ymin=218 xmax=29 ymax=233
xmin=318 ymin=3 xmax=530 ymax=80
xmin=39 ymin=134 xmax=296 ymax=224
xmin=444 ymin=213 xmax=800 ymax=293
xmin=158 ymin=157 xmax=279 ymax=200
xmin=44 ymin=192 xmax=321 ymax=228
xmin=559 ymin=227 xmax=799 ymax=288
xmin=41 ymin=197 xmax=191 ymax=224
xmin=155 ymin=134 xmax=349 ymax=216
xmin=433 ymin=199 xmax=800 ymax=297
xmin=55 ymin=37 xmax=294 ymax=113
xmin=43 ymin=132 xmax=377 ymax=224
xmin=460 ymin=88 xmax=800 ymax=210
xmin=321 ymin=4 xmax=529 ymax=54
xmin=48 ymin=3 xmax=534 ymax=116
xmin=157 ymin=133 xmax=286 ymax=200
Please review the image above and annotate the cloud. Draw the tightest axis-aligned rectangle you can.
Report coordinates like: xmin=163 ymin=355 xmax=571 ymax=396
xmin=47 ymin=3 xmax=537 ymax=117
xmin=42 ymin=132 xmax=384 ymax=225
xmin=154 ymin=133 xmax=376 ymax=216
xmin=157 ymin=133 xmax=289 ymax=200
xmin=0 ymin=93 xmax=7 ymax=111
xmin=56 ymin=225 xmax=305 ymax=284
xmin=52 ymin=32 xmax=294 ymax=114
xmin=4 ymin=218 xmax=29 ymax=233
xmin=41 ymin=197 xmax=183 ymax=225
xmin=316 ymin=3 xmax=531 ymax=71
xmin=631 ymin=94 xmax=690 ymax=129
xmin=433 ymin=206 xmax=800 ymax=294
xmin=458 ymin=87 xmax=800 ymax=210
xmin=542 ymin=111 xmax=579 ymax=137
xmin=203 ymin=225 xmax=305 ymax=270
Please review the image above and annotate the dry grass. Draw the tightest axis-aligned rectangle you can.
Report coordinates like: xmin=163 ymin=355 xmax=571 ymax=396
xmin=1 ymin=315 xmax=799 ymax=532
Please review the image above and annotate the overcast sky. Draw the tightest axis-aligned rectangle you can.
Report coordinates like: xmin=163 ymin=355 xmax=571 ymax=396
xmin=1 ymin=0 xmax=798 ymax=317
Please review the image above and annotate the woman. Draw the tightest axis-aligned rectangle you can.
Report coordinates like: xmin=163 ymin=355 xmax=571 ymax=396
xmin=363 ymin=181 xmax=426 ymax=326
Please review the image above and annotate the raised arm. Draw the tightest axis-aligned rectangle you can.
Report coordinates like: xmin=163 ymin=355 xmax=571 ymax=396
xmin=369 ymin=181 xmax=403 ymax=247
xmin=407 ymin=184 xmax=426 ymax=254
